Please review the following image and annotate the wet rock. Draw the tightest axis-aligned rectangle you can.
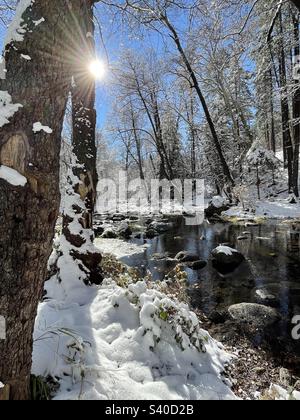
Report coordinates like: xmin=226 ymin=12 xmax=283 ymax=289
xmin=228 ymin=303 xmax=280 ymax=329
xmin=129 ymin=215 xmax=140 ymax=221
xmin=237 ymin=235 xmax=248 ymax=241
xmin=208 ymin=310 xmax=227 ymax=324
xmin=253 ymin=287 xmax=279 ymax=307
xmin=112 ymin=214 xmax=126 ymax=222
xmin=254 ymin=283 xmax=300 ymax=307
xmin=145 ymin=228 xmax=159 ymax=239
xmin=117 ymin=222 xmax=132 ymax=239
xmin=205 ymin=196 xmax=230 ymax=219
xmin=175 ymin=251 xmax=200 ymax=263
xmin=102 ymin=228 xmax=118 ymax=239
xmin=94 ymin=225 xmax=104 ymax=237
xmin=211 ymin=246 xmax=245 ymax=273
xmin=149 ymin=221 xmax=173 ymax=233
xmin=186 ymin=260 xmax=207 ymax=270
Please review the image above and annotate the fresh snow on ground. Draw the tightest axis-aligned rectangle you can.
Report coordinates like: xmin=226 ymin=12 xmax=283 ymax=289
xmin=224 ymin=198 xmax=300 ymax=219
xmin=33 ymin=122 xmax=53 ymax=134
xmin=95 ymin=238 xmax=149 ymax=259
xmin=32 ymin=278 xmax=236 ymax=400
xmin=0 ymin=165 xmax=27 ymax=187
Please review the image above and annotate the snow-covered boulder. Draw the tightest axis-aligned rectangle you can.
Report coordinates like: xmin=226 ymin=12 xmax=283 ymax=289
xmin=117 ymin=222 xmax=132 ymax=239
xmin=149 ymin=221 xmax=173 ymax=233
xmin=205 ymin=196 xmax=230 ymax=219
xmin=211 ymin=246 xmax=245 ymax=273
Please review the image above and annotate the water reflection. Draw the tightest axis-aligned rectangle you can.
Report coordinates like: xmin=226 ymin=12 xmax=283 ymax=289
xmin=122 ymin=218 xmax=300 ymax=322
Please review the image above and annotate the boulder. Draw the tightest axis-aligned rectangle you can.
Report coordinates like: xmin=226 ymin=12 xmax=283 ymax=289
xmin=211 ymin=245 xmax=245 ymax=273
xmin=186 ymin=260 xmax=207 ymax=270
xmin=117 ymin=222 xmax=132 ymax=239
xmin=94 ymin=225 xmax=104 ymax=237
xmin=228 ymin=303 xmax=280 ymax=329
xmin=149 ymin=221 xmax=173 ymax=233
xmin=102 ymin=228 xmax=118 ymax=239
xmin=175 ymin=251 xmax=200 ymax=263
xmin=205 ymin=196 xmax=230 ymax=219
xmin=145 ymin=228 xmax=158 ymax=239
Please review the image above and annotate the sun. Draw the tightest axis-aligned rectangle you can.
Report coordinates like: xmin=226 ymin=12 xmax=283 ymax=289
xmin=88 ymin=60 xmax=106 ymax=80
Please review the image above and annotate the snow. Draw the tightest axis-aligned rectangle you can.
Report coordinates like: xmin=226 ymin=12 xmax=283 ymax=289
xmin=0 ymin=91 xmax=22 ymax=127
xmin=32 ymin=278 xmax=236 ymax=400
xmin=0 ymin=165 xmax=27 ymax=187
xmin=0 ymin=58 xmax=6 ymax=80
xmin=214 ymin=246 xmax=238 ymax=256
xmin=21 ymin=54 xmax=31 ymax=60
xmin=33 ymin=122 xmax=53 ymax=134
xmin=33 ymin=17 xmax=45 ymax=27
xmin=224 ymin=198 xmax=300 ymax=219
xmin=95 ymin=238 xmax=149 ymax=259
xmin=0 ymin=382 xmax=4 ymax=389
xmin=268 ymin=384 xmax=300 ymax=401
xmin=4 ymin=0 xmax=34 ymax=47
xmin=212 ymin=196 xmax=227 ymax=209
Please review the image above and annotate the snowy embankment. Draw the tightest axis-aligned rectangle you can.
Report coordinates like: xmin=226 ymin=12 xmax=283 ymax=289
xmin=32 ymin=275 xmax=236 ymax=400
xmin=223 ymin=198 xmax=300 ymax=220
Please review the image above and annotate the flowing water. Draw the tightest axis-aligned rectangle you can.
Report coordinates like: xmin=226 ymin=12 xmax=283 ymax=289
xmin=118 ymin=217 xmax=300 ymax=355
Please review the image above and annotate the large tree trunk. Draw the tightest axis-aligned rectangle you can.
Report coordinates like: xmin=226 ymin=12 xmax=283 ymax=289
xmin=0 ymin=1 xmax=73 ymax=399
xmin=292 ymin=12 xmax=300 ymax=197
xmin=60 ymin=0 xmax=102 ymax=285
xmin=278 ymin=10 xmax=294 ymax=192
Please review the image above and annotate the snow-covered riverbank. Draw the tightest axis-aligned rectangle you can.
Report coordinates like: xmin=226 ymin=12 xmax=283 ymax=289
xmin=32 ymin=277 xmax=236 ymax=400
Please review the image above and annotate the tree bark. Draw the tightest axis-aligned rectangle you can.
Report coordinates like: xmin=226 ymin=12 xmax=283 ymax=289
xmin=0 ymin=0 xmax=73 ymax=399
xmin=278 ymin=10 xmax=294 ymax=192
xmin=61 ymin=0 xmax=102 ymax=285
xmin=292 ymin=12 xmax=300 ymax=197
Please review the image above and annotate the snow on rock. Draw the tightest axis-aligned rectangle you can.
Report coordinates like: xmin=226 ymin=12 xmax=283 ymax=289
xmin=212 ymin=196 xmax=228 ymax=209
xmin=4 ymin=0 xmax=34 ymax=47
xmin=214 ymin=246 xmax=238 ymax=256
xmin=0 ymin=165 xmax=27 ymax=187
xmin=95 ymin=238 xmax=149 ymax=259
xmin=0 ymin=91 xmax=22 ymax=127
xmin=33 ymin=122 xmax=53 ymax=134
xmin=32 ymin=278 xmax=236 ymax=400
xmin=268 ymin=384 xmax=300 ymax=401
